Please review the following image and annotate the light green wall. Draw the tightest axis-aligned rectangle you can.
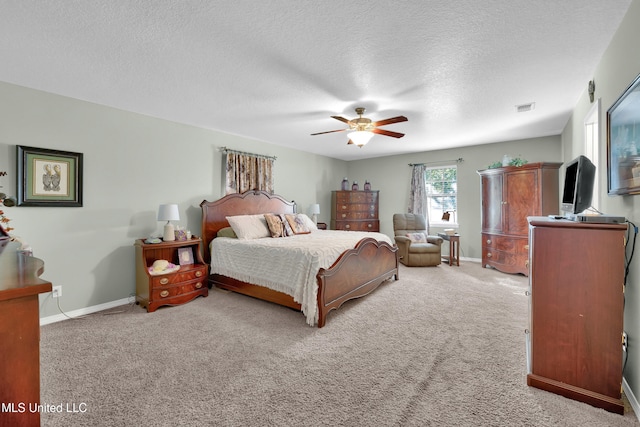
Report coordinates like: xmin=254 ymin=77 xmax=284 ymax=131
xmin=347 ymin=136 xmax=561 ymax=258
xmin=0 ymin=81 xmax=347 ymax=318
xmin=561 ymin=0 xmax=640 ymax=403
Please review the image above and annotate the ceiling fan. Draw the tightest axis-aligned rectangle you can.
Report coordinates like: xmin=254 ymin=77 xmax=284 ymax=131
xmin=311 ymin=107 xmax=408 ymax=147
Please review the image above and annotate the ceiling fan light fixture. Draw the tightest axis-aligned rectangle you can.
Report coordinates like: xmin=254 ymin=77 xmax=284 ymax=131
xmin=349 ymin=130 xmax=374 ymax=147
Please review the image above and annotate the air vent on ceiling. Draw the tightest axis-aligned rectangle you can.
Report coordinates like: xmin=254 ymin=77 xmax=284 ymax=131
xmin=516 ymin=102 xmax=535 ymax=113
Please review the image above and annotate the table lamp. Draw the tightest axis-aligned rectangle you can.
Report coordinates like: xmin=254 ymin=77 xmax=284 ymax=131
xmin=309 ymin=204 xmax=320 ymax=225
xmin=158 ymin=204 xmax=180 ymax=241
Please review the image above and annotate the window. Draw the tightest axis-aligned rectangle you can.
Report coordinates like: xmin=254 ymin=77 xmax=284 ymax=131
xmin=425 ymin=166 xmax=457 ymax=226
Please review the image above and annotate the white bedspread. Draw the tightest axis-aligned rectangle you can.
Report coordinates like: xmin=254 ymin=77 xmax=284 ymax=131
xmin=210 ymin=230 xmax=393 ymax=325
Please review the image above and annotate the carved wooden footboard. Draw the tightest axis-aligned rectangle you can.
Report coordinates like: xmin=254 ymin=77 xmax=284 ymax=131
xmin=316 ymin=237 xmax=398 ymax=327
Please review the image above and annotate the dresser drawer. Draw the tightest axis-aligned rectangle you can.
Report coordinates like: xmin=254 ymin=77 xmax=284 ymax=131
xmin=482 ymin=233 xmax=528 ymax=252
xmin=336 ymin=202 xmax=377 ymax=212
xmin=333 ymin=220 xmax=379 ymax=231
xmin=334 ymin=191 xmax=378 ymax=204
xmin=337 ymin=210 xmax=378 ymax=220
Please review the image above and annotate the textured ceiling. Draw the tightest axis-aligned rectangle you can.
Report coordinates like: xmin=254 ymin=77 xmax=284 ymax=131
xmin=0 ymin=1 xmax=632 ymax=161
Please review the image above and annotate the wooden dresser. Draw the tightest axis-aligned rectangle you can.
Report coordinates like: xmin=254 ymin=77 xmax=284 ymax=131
xmin=526 ymin=217 xmax=625 ymax=414
xmin=0 ymin=239 xmax=52 ymax=427
xmin=331 ymin=190 xmax=379 ymax=231
xmin=477 ymin=162 xmax=561 ymax=275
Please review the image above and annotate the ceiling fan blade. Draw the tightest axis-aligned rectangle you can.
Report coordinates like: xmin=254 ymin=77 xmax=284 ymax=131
xmin=310 ymin=129 xmax=347 ymax=136
xmin=373 ymin=128 xmax=405 ymax=138
xmin=331 ymin=116 xmax=350 ymax=124
xmin=373 ymin=116 xmax=408 ymax=127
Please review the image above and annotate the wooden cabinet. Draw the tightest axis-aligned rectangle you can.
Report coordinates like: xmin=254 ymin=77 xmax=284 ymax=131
xmin=478 ymin=162 xmax=561 ymax=275
xmin=0 ymin=242 xmax=52 ymax=427
xmin=331 ymin=190 xmax=379 ymax=231
xmin=135 ymin=237 xmax=208 ymax=312
xmin=526 ymin=217 xmax=625 ymax=414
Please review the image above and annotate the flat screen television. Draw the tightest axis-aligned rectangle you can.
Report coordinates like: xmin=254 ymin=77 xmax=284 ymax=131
xmin=561 ymin=155 xmax=596 ymax=215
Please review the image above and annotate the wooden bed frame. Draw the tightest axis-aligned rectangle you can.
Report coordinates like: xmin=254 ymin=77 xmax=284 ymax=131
xmin=200 ymin=190 xmax=399 ymax=327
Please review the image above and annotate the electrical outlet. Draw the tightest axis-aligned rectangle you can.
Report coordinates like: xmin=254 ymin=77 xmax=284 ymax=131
xmin=52 ymin=286 xmax=62 ymax=298
xmin=623 ymin=331 xmax=628 ymax=352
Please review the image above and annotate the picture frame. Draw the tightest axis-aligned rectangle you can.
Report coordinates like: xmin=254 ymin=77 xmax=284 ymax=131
xmin=17 ymin=145 xmax=83 ymax=207
xmin=177 ymin=247 xmax=194 ymax=266
xmin=607 ymin=73 xmax=640 ymax=196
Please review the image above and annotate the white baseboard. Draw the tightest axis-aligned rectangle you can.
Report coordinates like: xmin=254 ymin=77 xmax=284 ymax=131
xmin=623 ymin=376 xmax=640 ymax=422
xmin=40 ymin=297 xmax=132 ymax=326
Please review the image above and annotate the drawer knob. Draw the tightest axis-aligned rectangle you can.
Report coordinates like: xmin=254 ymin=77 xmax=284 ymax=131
xmin=367 ymin=223 xmax=372 ymax=228
xmin=345 ymin=224 xmax=350 ymax=229
xmin=160 ymin=278 xmax=169 ymax=285
xmin=486 ymin=239 xmax=491 ymax=245
xmin=342 ymin=213 xmax=346 ymax=218
xmin=160 ymin=290 xmax=169 ymax=298
xmin=487 ymin=252 xmax=492 ymax=258
xmin=524 ymin=245 xmax=529 ymax=250
xmin=525 ymin=260 xmax=530 ymax=268
xmin=195 ymin=282 xmax=202 ymax=289
xmin=342 ymin=205 xmax=347 ymax=209
xmin=195 ymin=271 xmax=203 ymax=277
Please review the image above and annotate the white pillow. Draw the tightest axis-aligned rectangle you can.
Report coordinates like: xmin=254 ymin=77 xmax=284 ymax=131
xmin=226 ymin=214 xmax=271 ymax=240
xmin=298 ymin=213 xmax=318 ymax=232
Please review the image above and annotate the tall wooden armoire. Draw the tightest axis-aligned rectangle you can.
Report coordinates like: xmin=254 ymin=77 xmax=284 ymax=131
xmin=477 ymin=162 xmax=562 ymax=275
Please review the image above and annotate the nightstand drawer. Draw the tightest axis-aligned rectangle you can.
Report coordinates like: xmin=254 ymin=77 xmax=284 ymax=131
xmin=150 ymin=266 xmax=206 ymax=287
xmin=152 ymin=279 xmax=206 ymax=300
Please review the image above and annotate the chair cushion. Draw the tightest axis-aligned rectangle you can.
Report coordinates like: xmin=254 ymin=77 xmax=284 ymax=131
xmin=408 ymin=242 xmax=441 ymax=254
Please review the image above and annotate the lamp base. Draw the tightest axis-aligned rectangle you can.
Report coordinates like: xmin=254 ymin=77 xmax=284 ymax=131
xmin=163 ymin=223 xmax=175 ymax=241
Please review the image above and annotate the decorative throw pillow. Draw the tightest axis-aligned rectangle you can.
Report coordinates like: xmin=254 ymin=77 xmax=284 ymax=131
xmin=226 ymin=214 xmax=271 ymax=240
xmin=217 ymin=227 xmax=237 ymax=238
xmin=406 ymin=232 xmax=427 ymax=243
xmin=264 ymin=213 xmax=285 ymax=238
xmin=279 ymin=214 xmax=295 ymax=236
xmin=285 ymin=214 xmax=311 ymax=235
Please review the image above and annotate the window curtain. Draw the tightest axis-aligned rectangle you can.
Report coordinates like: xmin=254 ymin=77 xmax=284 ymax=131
xmin=408 ymin=164 xmax=429 ymax=230
xmin=225 ymin=152 xmax=274 ymax=194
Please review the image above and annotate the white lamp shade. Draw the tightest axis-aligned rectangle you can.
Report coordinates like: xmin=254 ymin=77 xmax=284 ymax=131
xmin=309 ymin=204 xmax=320 ymax=215
xmin=349 ymin=131 xmax=374 ymax=147
xmin=157 ymin=204 xmax=180 ymax=222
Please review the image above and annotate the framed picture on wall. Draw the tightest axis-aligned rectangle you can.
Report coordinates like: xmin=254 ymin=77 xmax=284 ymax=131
xmin=17 ymin=146 xmax=83 ymax=206
xmin=607 ymin=73 xmax=640 ymax=196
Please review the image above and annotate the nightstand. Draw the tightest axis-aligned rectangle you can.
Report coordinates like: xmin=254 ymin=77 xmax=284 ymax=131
xmin=134 ymin=237 xmax=208 ymax=312
xmin=317 ymin=222 xmax=327 ymax=230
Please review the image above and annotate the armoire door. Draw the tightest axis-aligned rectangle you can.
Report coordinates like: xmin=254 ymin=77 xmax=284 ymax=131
xmin=504 ymin=169 xmax=539 ymax=235
xmin=481 ymin=173 xmax=504 ymax=233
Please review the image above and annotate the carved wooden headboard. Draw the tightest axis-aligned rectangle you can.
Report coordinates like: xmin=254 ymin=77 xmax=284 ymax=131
xmin=199 ymin=190 xmax=295 ymax=263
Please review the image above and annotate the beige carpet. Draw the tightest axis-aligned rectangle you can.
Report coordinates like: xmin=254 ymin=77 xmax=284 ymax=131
xmin=39 ymin=261 xmax=639 ymax=426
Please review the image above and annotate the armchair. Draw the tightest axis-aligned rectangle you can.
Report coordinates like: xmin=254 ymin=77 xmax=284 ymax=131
xmin=393 ymin=213 xmax=443 ymax=267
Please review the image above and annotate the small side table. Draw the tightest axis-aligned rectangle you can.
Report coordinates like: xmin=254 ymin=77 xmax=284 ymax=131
xmin=317 ymin=222 xmax=327 ymax=230
xmin=438 ymin=232 xmax=460 ymax=266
